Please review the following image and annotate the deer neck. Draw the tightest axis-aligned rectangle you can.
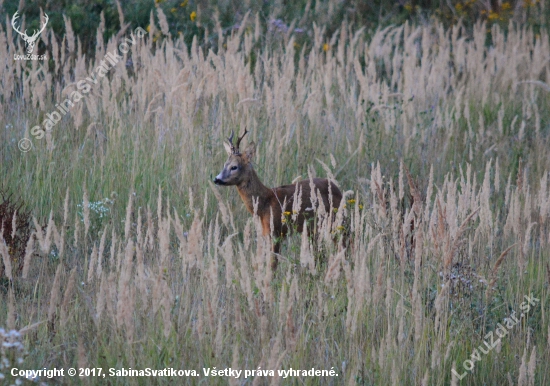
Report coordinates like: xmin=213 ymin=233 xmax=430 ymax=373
xmin=237 ymin=167 xmax=273 ymax=214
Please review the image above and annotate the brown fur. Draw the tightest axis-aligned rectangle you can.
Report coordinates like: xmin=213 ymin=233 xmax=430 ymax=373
xmin=215 ymin=140 xmax=342 ymax=270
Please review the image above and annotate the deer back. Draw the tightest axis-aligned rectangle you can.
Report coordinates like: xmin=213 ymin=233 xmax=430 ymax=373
xmin=268 ymin=178 xmax=342 ymax=236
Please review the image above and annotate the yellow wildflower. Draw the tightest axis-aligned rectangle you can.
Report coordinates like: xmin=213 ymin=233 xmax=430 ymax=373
xmin=146 ymin=25 xmax=151 ymax=32
xmin=347 ymin=199 xmax=356 ymax=204
xmin=323 ymin=43 xmax=329 ymax=52
xmin=333 ymin=208 xmax=338 ymax=213
xmin=404 ymin=3 xmax=413 ymax=11
xmin=336 ymin=226 xmax=345 ymax=231
xmin=359 ymin=204 xmax=364 ymax=210
xmin=180 ymin=0 xmax=188 ymax=6
xmin=283 ymin=211 xmax=291 ymax=216
xmin=190 ymin=11 xmax=197 ymax=21
xmin=502 ymin=2 xmax=511 ymax=10
xmin=171 ymin=7 xmax=177 ymax=13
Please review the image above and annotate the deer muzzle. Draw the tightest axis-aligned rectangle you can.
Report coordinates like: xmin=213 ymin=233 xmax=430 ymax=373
xmin=213 ymin=178 xmax=225 ymax=185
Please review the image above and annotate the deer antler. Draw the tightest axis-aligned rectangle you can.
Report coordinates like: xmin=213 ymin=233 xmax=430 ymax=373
xmin=235 ymin=128 xmax=248 ymax=153
xmin=227 ymin=128 xmax=248 ymax=154
xmin=29 ymin=13 xmax=49 ymax=40
xmin=227 ymin=130 xmax=237 ymax=154
xmin=11 ymin=12 xmax=25 ymax=37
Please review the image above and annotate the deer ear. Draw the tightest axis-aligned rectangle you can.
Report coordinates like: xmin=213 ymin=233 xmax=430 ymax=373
xmin=243 ymin=141 xmax=256 ymax=161
xmin=223 ymin=140 xmax=233 ymax=156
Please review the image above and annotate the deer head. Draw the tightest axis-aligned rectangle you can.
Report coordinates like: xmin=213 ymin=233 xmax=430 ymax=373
xmin=214 ymin=129 xmax=256 ymax=186
xmin=12 ymin=11 xmax=49 ymax=54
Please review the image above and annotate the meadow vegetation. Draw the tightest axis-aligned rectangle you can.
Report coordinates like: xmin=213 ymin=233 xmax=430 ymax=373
xmin=1 ymin=0 xmax=550 ymax=384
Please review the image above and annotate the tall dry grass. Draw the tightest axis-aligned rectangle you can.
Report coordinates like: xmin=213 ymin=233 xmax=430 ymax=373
xmin=1 ymin=6 xmax=550 ymax=385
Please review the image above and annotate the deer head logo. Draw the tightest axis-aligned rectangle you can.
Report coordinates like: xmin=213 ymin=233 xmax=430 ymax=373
xmin=11 ymin=11 xmax=49 ymax=54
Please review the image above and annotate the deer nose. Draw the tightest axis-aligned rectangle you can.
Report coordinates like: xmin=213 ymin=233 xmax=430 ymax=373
xmin=214 ymin=172 xmax=226 ymax=185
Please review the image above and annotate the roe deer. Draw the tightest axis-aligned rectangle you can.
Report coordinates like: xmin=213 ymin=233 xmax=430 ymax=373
xmin=214 ymin=129 xmax=343 ymax=270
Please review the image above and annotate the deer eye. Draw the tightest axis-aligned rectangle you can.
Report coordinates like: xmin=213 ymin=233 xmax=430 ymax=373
xmin=231 ymin=166 xmax=238 ymax=171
